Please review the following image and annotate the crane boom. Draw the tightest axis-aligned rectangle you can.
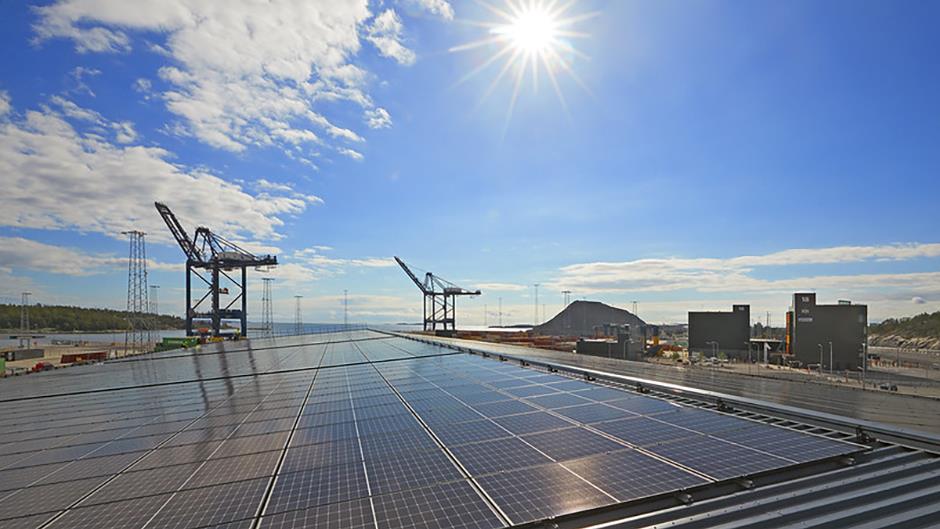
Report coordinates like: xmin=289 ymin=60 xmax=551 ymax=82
xmin=155 ymin=202 xmax=202 ymax=263
xmin=395 ymin=256 xmax=427 ymax=294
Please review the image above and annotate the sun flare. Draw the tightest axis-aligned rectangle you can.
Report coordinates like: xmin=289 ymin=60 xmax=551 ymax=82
xmin=450 ymin=0 xmax=596 ymax=123
xmin=494 ymin=6 xmax=559 ymax=53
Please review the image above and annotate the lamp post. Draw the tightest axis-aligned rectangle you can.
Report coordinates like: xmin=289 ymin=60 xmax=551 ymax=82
xmin=745 ymin=341 xmax=752 ymax=374
xmin=862 ymin=342 xmax=868 ymax=387
xmin=817 ymin=344 xmax=824 ymax=375
xmin=828 ymin=341 xmax=833 ymax=374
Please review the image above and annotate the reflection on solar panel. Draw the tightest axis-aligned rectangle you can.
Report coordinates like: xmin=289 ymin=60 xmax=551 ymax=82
xmin=0 ymin=330 xmax=864 ymax=528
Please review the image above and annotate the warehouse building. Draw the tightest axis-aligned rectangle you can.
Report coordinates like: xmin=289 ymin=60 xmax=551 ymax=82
xmin=688 ymin=304 xmax=751 ymax=360
xmin=787 ymin=292 xmax=868 ymax=371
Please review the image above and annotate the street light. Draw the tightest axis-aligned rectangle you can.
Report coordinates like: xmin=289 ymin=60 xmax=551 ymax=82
xmin=828 ymin=341 xmax=833 ymax=374
xmin=705 ymin=341 xmax=718 ymax=359
xmin=817 ymin=344 xmax=824 ymax=375
xmin=744 ymin=341 xmax=753 ymax=374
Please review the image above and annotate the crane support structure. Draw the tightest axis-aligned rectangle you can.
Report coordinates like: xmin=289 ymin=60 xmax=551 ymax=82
xmin=155 ymin=202 xmax=277 ymax=338
xmin=394 ymin=257 xmax=480 ymax=334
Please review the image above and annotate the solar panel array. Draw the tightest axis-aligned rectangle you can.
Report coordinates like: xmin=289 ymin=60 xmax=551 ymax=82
xmin=0 ymin=330 xmax=863 ymax=528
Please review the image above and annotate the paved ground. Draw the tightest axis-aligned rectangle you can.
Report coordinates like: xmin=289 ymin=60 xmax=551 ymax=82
xmin=422 ymin=335 xmax=940 ymax=436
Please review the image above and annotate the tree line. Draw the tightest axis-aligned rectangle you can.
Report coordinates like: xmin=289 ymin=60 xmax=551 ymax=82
xmin=0 ymin=304 xmax=184 ymax=332
xmin=870 ymin=311 xmax=940 ymax=339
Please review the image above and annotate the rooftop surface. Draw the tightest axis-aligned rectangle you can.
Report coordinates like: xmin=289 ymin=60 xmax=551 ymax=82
xmin=0 ymin=330 xmax=936 ymax=529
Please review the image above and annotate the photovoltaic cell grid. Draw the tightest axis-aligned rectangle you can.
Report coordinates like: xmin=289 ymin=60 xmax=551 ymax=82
xmin=0 ymin=330 xmax=864 ymax=529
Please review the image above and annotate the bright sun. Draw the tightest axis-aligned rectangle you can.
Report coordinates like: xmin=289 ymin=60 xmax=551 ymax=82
xmin=450 ymin=0 xmax=596 ymax=122
xmin=496 ymin=6 xmax=559 ymax=53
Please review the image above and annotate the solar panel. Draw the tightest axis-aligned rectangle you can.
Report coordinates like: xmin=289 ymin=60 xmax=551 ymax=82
xmin=471 ymin=399 xmax=538 ymax=418
xmin=365 ymin=448 xmax=463 ymax=494
xmin=477 ymin=463 xmax=614 ymax=525
xmin=0 ymin=329 xmax=865 ymax=529
xmin=83 ymin=462 xmax=202 ymax=504
xmin=260 ymin=496 xmax=374 ymax=529
xmin=554 ymin=403 xmax=631 ymax=424
xmin=492 ymin=411 xmax=571 ymax=435
xmin=523 ymin=427 xmax=625 ymax=461
xmin=279 ymin=438 xmax=362 ymax=473
xmin=563 ymin=449 xmax=708 ymax=501
xmin=428 ymin=421 xmax=512 ymax=448
xmin=0 ymin=476 xmax=108 ymax=521
xmin=594 ymin=417 xmax=700 ymax=447
xmin=145 ymin=477 xmax=269 ymax=528
xmin=449 ymin=437 xmax=553 ymax=476
xmin=646 ymin=434 xmax=795 ymax=479
xmin=371 ymin=480 xmax=503 ymax=529
xmin=525 ymin=392 xmax=593 ymax=409
xmin=503 ymin=384 xmax=559 ymax=398
xmin=265 ymin=462 xmax=368 ymax=514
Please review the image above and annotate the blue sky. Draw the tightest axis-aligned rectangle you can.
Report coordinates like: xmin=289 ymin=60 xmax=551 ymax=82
xmin=1 ymin=0 xmax=938 ymax=325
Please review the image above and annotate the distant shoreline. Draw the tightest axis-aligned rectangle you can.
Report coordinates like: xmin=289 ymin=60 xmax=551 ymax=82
xmin=2 ymin=328 xmax=186 ymax=334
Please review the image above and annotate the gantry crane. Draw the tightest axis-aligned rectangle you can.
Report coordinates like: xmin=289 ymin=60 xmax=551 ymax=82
xmin=155 ymin=202 xmax=277 ymax=338
xmin=394 ymin=257 xmax=481 ymax=333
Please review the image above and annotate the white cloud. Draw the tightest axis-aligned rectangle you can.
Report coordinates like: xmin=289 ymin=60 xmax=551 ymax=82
xmin=338 ymin=147 xmax=364 ymax=161
xmin=69 ymin=66 xmax=101 ymax=96
xmin=293 ymin=249 xmax=395 ymax=270
xmin=474 ymin=282 xmax=528 ymax=292
xmin=0 ymin=236 xmax=175 ymax=276
xmin=113 ymin=120 xmax=137 ymax=143
xmin=367 ymin=9 xmax=416 ymax=65
xmin=364 ymin=107 xmax=392 ymax=129
xmin=912 ymin=296 xmax=927 ymax=305
xmin=554 ymin=243 xmax=940 ymax=295
xmin=260 ymin=248 xmax=395 ymax=289
xmin=0 ymin=97 xmax=319 ymax=245
xmin=0 ymin=91 xmax=9 ymax=116
xmin=133 ymin=78 xmax=152 ymax=93
xmin=401 ymin=0 xmax=454 ymax=20
xmin=34 ymin=1 xmax=429 ymax=161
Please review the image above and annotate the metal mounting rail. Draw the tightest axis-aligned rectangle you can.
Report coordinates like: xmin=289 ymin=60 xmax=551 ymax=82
xmin=383 ymin=331 xmax=940 ymax=454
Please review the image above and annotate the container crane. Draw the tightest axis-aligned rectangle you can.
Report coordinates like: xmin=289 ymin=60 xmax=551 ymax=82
xmin=394 ymin=257 xmax=480 ymax=334
xmin=155 ymin=202 xmax=277 ymax=338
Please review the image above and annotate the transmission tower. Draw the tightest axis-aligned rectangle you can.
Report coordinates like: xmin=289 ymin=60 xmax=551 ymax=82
xmin=293 ymin=295 xmax=303 ymax=336
xmin=150 ymin=285 xmax=161 ymax=343
xmin=123 ymin=230 xmax=151 ymax=355
xmin=261 ymin=278 xmax=274 ymax=338
xmin=19 ymin=292 xmax=31 ymax=349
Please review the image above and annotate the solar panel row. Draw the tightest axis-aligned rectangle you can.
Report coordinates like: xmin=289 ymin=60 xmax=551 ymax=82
xmin=0 ymin=330 xmax=862 ymax=529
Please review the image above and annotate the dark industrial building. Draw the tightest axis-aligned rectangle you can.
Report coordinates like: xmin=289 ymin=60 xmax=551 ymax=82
xmin=787 ymin=293 xmax=867 ymax=371
xmin=576 ymin=324 xmax=637 ymax=360
xmin=688 ymin=304 xmax=750 ymax=359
